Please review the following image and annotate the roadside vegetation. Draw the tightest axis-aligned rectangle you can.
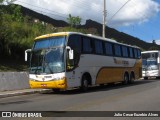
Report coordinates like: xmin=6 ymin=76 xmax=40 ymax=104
xmin=0 ymin=1 xmax=93 ymax=71
xmin=0 ymin=0 xmax=159 ymax=71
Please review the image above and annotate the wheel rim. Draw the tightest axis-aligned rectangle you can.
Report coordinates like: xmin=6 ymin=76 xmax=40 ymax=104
xmin=130 ymin=75 xmax=135 ymax=83
xmin=83 ymin=79 xmax=88 ymax=88
xmin=124 ymin=74 xmax=128 ymax=84
xmin=81 ymin=78 xmax=88 ymax=92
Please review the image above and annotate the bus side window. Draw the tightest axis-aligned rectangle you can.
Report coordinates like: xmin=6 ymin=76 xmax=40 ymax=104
xmin=67 ymin=35 xmax=81 ymax=70
xmin=94 ymin=39 xmax=103 ymax=54
xmin=114 ymin=44 xmax=122 ymax=57
xmin=68 ymin=35 xmax=81 ymax=53
xmin=129 ymin=48 xmax=133 ymax=58
xmin=105 ymin=42 xmax=113 ymax=55
xmin=134 ymin=49 xmax=138 ymax=58
xmin=82 ymin=37 xmax=92 ymax=53
xmin=122 ymin=46 xmax=128 ymax=57
xmin=137 ymin=49 xmax=141 ymax=59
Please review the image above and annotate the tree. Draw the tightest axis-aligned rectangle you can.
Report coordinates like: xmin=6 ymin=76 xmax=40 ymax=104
xmin=149 ymin=46 xmax=159 ymax=50
xmin=152 ymin=40 xmax=156 ymax=44
xmin=67 ymin=14 xmax=81 ymax=28
xmin=0 ymin=0 xmax=4 ymax=3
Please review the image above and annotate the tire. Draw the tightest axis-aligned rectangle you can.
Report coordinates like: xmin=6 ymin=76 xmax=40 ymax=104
xmin=107 ymin=83 xmax=114 ymax=86
xmin=52 ymin=89 xmax=60 ymax=93
xmin=100 ymin=84 xmax=105 ymax=86
xmin=81 ymin=76 xmax=89 ymax=92
xmin=123 ymin=73 xmax=129 ymax=85
xmin=144 ymin=77 xmax=148 ymax=80
xmin=129 ymin=73 xmax=135 ymax=84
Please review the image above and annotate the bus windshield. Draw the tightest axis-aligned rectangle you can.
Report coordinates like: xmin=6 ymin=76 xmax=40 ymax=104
xmin=142 ymin=58 xmax=158 ymax=70
xmin=29 ymin=36 xmax=66 ymax=74
xmin=142 ymin=59 xmax=157 ymax=66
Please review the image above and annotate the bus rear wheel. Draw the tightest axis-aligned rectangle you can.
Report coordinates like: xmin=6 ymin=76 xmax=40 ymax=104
xmin=129 ymin=73 xmax=135 ymax=84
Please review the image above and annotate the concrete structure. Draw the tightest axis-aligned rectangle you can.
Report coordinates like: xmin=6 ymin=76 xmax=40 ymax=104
xmin=0 ymin=72 xmax=29 ymax=91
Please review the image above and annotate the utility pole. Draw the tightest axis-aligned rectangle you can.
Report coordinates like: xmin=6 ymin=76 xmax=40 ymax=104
xmin=102 ymin=0 xmax=106 ymax=38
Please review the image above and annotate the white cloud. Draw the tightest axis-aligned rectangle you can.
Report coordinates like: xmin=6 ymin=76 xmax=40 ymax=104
xmin=14 ymin=0 xmax=160 ymax=27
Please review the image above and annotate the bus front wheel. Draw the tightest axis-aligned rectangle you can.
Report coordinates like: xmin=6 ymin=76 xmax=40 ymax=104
xmin=123 ymin=73 xmax=129 ymax=85
xmin=144 ymin=77 xmax=148 ymax=80
xmin=52 ymin=89 xmax=60 ymax=93
xmin=81 ymin=76 xmax=89 ymax=92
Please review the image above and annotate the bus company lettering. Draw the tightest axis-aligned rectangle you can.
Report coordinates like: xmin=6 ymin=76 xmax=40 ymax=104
xmin=114 ymin=58 xmax=129 ymax=65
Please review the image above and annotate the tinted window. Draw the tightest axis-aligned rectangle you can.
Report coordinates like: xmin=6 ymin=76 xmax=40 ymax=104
xmin=129 ymin=48 xmax=133 ymax=58
xmin=82 ymin=37 xmax=92 ymax=53
xmin=134 ymin=49 xmax=138 ymax=58
xmin=67 ymin=35 xmax=81 ymax=70
xmin=122 ymin=46 xmax=128 ymax=57
xmin=68 ymin=35 xmax=81 ymax=53
xmin=34 ymin=36 xmax=65 ymax=50
xmin=114 ymin=44 xmax=121 ymax=56
xmin=137 ymin=49 xmax=141 ymax=58
xmin=95 ymin=40 xmax=103 ymax=54
xmin=105 ymin=42 xmax=113 ymax=55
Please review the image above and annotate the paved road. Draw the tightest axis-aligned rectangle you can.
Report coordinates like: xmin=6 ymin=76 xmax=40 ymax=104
xmin=0 ymin=79 xmax=160 ymax=120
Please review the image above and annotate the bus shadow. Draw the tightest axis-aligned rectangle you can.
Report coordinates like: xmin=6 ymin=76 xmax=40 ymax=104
xmin=42 ymin=79 xmax=158 ymax=95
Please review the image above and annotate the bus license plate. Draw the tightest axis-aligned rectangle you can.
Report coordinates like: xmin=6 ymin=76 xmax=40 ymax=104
xmin=41 ymin=84 xmax=47 ymax=87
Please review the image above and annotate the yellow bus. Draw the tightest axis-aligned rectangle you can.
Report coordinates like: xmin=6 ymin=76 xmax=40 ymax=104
xmin=25 ymin=32 xmax=142 ymax=92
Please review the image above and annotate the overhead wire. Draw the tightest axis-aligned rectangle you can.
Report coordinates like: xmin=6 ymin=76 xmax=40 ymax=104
xmin=15 ymin=0 xmax=90 ymax=23
xmin=15 ymin=0 xmax=158 ymax=40
xmin=16 ymin=0 xmax=68 ymax=17
xmin=108 ymin=0 xmax=132 ymax=22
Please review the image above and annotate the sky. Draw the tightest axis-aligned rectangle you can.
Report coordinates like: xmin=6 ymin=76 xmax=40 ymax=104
xmin=14 ymin=0 xmax=160 ymax=43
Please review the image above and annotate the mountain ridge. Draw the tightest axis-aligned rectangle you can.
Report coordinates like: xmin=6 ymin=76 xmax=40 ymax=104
xmin=20 ymin=5 xmax=160 ymax=50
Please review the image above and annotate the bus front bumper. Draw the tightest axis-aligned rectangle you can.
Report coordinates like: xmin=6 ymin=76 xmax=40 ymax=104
xmin=29 ymin=78 xmax=67 ymax=89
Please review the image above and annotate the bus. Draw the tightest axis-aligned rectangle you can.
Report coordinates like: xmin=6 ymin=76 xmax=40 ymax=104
xmin=25 ymin=32 xmax=142 ymax=92
xmin=142 ymin=50 xmax=160 ymax=79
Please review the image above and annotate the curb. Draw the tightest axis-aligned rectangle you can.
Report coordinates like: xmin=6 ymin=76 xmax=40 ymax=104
xmin=0 ymin=89 xmax=51 ymax=99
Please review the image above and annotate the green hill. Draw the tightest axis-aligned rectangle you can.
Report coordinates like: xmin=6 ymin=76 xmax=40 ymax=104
xmin=0 ymin=3 xmax=160 ymax=71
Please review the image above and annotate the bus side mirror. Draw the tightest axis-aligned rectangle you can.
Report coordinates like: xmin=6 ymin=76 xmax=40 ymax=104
xmin=66 ymin=46 xmax=74 ymax=60
xmin=25 ymin=49 xmax=31 ymax=61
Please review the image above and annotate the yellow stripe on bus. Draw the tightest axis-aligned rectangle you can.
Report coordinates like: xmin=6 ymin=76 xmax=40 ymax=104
xmin=29 ymin=78 xmax=67 ymax=89
xmin=34 ymin=32 xmax=68 ymax=40
xmin=96 ymin=59 xmax=142 ymax=84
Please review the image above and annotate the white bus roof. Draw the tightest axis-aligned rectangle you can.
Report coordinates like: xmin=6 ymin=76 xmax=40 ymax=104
xmin=35 ymin=32 xmax=140 ymax=49
xmin=68 ymin=32 xmax=140 ymax=49
xmin=141 ymin=50 xmax=160 ymax=54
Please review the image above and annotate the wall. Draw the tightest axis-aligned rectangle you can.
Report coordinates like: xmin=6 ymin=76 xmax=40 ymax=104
xmin=0 ymin=72 xmax=29 ymax=91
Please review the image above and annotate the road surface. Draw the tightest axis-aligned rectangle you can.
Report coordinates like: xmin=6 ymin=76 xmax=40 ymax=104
xmin=0 ymin=79 xmax=160 ymax=120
